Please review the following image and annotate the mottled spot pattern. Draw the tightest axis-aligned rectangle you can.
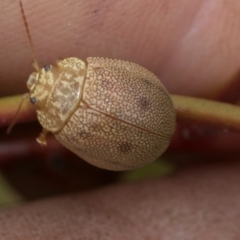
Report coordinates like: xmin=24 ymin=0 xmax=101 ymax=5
xmin=84 ymin=57 xmax=175 ymax=140
xmin=55 ymin=106 xmax=168 ymax=170
xmin=118 ymin=142 xmax=133 ymax=154
xmin=31 ymin=57 xmax=176 ymax=170
xmin=138 ymin=96 xmax=150 ymax=111
xmin=55 ymin=58 xmax=175 ymax=170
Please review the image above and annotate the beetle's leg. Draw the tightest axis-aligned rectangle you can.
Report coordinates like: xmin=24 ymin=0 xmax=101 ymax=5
xmin=36 ymin=129 xmax=48 ymax=146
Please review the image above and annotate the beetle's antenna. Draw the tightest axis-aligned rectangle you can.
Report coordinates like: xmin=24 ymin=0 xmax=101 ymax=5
xmin=7 ymin=2 xmax=39 ymax=134
xmin=20 ymin=0 xmax=40 ymax=71
xmin=6 ymin=93 xmax=29 ymax=134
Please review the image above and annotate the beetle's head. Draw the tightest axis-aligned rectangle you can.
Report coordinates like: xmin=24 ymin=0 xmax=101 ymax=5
xmin=27 ymin=64 xmax=59 ymax=109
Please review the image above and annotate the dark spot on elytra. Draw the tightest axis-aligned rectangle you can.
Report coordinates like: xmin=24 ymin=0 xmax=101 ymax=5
xmin=78 ymin=130 xmax=91 ymax=138
xmin=141 ymin=78 xmax=153 ymax=86
xmin=118 ymin=142 xmax=132 ymax=154
xmin=138 ymin=96 xmax=150 ymax=110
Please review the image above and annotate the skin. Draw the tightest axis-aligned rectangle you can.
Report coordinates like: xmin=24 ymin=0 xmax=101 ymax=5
xmin=1 ymin=0 xmax=240 ymax=238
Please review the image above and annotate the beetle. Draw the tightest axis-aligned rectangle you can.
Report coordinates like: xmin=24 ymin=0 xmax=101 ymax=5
xmin=11 ymin=1 xmax=176 ymax=171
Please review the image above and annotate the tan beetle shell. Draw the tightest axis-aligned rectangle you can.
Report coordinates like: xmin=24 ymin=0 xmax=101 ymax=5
xmin=27 ymin=57 xmax=175 ymax=171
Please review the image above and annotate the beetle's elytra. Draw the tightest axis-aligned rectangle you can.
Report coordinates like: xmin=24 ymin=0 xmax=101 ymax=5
xmin=27 ymin=57 xmax=176 ymax=170
xmin=16 ymin=0 xmax=176 ymax=171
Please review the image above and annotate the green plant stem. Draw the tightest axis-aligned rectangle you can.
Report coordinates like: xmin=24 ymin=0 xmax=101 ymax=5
xmin=1 ymin=94 xmax=240 ymax=133
xmin=171 ymin=94 xmax=240 ymax=132
xmin=0 ymin=95 xmax=36 ymax=128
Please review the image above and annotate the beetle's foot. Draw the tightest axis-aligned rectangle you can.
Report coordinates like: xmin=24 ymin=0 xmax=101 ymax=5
xmin=36 ymin=129 xmax=48 ymax=146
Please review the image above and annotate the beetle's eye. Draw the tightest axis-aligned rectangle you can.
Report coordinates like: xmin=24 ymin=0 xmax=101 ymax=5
xmin=30 ymin=96 xmax=37 ymax=104
xmin=44 ymin=65 xmax=51 ymax=71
